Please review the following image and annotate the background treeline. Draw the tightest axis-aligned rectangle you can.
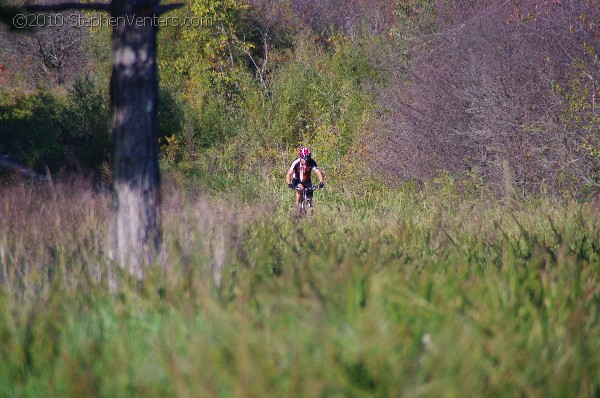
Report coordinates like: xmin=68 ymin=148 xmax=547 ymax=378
xmin=0 ymin=0 xmax=598 ymax=197
xmin=374 ymin=0 xmax=600 ymax=197
xmin=1 ymin=2 xmax=599 ymax=396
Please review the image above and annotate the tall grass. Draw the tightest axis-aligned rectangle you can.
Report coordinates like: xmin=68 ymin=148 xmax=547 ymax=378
xmin=0 ymin=177 xmax=599 ymax=397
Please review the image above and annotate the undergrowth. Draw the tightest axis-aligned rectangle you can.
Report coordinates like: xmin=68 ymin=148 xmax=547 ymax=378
xmin=0 ymin=177 xmax=598 ymax=397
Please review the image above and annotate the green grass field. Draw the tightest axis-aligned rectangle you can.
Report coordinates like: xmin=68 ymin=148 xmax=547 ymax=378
xmin=1 ymin=178 xmax=599 ymax=397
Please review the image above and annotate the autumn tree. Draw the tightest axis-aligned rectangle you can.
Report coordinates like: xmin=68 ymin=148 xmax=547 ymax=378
xmin=373 ymin=0 xmax=599 ymax=196
xmin=6 ymin=0 xmax=183 ymax=278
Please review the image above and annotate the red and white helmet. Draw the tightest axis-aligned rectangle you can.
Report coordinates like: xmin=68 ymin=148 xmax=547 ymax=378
xmin=299 ymin=146 xmax=311 ymax=159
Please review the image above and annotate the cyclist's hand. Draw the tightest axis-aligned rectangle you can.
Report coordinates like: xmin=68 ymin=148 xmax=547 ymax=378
xmin=318 ymin=181 xmax=324 ymax=189
xmin=288 ymin=183 xmax=294 ymax=189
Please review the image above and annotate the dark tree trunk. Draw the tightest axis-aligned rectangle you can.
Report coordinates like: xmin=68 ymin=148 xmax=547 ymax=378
xmin=11 ymin=0 xmax=183 ymax=279
xmin=109 ymin=0 xmax=162 ymax=278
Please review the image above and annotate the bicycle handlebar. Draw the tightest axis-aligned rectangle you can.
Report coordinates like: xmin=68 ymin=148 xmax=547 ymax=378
xmin=292 ymin=185 xmax=322 ymax=191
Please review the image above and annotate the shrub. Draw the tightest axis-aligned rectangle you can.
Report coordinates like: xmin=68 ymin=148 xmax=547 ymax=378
xmin=0 ymin=77 xmax=111 ymax=178
xmin=373 ymin=0 xmax=600 ymax=196
xmin=0 ymin=90 xmax=67 ymax=174
xmin=62 ymin=76 xmax=110 ymax=173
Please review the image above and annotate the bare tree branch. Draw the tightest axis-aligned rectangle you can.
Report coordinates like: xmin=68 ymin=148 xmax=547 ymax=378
xmin=21 ymin=2 xmax=184 ymax=14
xmin=22 ymin=2 xmax=112 ymax=13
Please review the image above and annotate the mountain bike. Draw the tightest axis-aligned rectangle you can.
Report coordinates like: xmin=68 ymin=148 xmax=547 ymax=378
xmin=293 ymin=185 xmax=321 ymax=215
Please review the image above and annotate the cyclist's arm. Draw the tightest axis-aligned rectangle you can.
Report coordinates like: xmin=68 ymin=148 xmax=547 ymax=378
xmin=315 ymin=168 xmax=324 ymax=183
xmin=286 ymin=168 xmax=294 ymax=184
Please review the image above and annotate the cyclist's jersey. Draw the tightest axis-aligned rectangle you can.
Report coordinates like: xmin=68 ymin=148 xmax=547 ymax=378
xmin=289 ymin=158 xmax=319 ymax=183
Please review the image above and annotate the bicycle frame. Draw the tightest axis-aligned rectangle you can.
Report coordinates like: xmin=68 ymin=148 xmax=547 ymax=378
xmin=294 ymin=185 xmax=320 ymax=214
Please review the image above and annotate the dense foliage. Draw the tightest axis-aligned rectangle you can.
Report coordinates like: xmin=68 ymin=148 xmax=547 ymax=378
xmin=374 ymin=0 xmax=600 ymax=196
xmin=0 ymin=77 xmax=109 ymax=178
xmin=0 ymin=0 xmax=599 ymax=396
xmin=1 ymin=0 xmax=598 ymax=197
xmin=1 ymin=180 xmax=599 ymax=397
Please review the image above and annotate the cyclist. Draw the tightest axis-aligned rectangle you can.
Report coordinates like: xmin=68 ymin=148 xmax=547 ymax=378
xmin=286 ymin=146 xmax=324 ymax=207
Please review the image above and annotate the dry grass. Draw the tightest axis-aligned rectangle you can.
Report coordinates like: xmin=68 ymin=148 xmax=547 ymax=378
xmin=0 ymin=178 xmax=599 ymax=397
